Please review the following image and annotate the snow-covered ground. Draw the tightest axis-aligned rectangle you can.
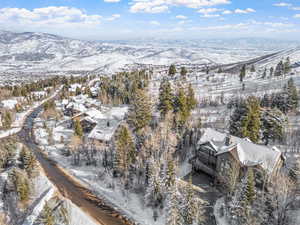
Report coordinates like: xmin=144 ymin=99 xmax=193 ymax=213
xmin=34 ymin=92 xmax=165 ymax=225
xmin=1 ymin=30 xmax=300 ymax=83
xmin=22 ymin=172 xmax=56 ymax=225
xmin=0 ymin=86 xmax=61 ymax=139
xmin=214 ymin=197 xmax=229 ymax=225
xmin=34 ymin=127 xmax=166 ymax=225
xmin=65 ymin=199 xmax=98 ymax=225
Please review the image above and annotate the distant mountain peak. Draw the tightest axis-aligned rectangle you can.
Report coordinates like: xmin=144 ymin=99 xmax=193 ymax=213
xmin=0 ymin=30 xmax=298 ymax=75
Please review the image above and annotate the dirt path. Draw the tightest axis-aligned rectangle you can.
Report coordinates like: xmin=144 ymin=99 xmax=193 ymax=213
xmin=17 ymin=104 xmax=134 ymax=225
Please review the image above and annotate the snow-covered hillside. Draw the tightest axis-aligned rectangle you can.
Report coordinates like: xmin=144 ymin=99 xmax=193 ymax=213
xmin=1 ymin=30 xmax=299 ymax=76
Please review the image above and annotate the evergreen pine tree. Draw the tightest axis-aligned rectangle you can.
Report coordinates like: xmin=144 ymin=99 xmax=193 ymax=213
xmin=174 ymin=87 xmax=189 ymax=127
xmin=182 ymin=177 xmax=197 ymax=225
xmin=271 ymin=92 xmax=290 ymax=114
xmin=245 ymin=97 xmax=261 ymax=143
xmin=275 ymin=61 xmax=284 ymax=76
xmin=284 ymin=57 xmax=291 ymax=74
xmin=145 ymin=159 xmax=163 ymax=209
xmin=74 ymin=119 xmax=83 ymax=137
xmin=75 ymin=86 xmax=81 ymax=96
xmin=270 ymin=67 xmax=274 ymax=77
xmin=261 ymin=108 xmax=285 ymax=145
xmin=129 ymin=88 xmax=152 ymax=131
xmin=240 ymin=65 xmax=246 ymax=82
xmin=262 ymin=68 xmax=267 ymax=79
xmin=158 ymin=79 xmax=174 ymax=118
xmin=20 ymin=147 xmax=37 ymax=178
xmin=250 ymin=65 xmax=256 ymax=72
xmin=186 ymin=84 xmax=197 ymax=112
xmin=166 ymin=184 xmax=183 ymax=225
xmin=261 ymin=93 xmax=271 ymax=108
xmin=180 ymin=67 xmax=187 ymax=79
xmin=229 ymin=97 xmax=261 ymax=143
xmin=229 ymin=99 xmax=248 ymax=137
xmin=288 ymin=159 xmax=300 ymax=183
xmin=114 ymin=124 xmax=135 ymax=176
xmin=245 ymin=168 xmax=256 ymax=205
xmin=11 ymin=169 xmax=30 ymax=202
xmin=84 ymin=86 xmax=92 ymax=97
xmin=3 ymin=111 xmax=12 ymax=129
xmin=41 ymin=201 xmax=55 ymax=225
xmin=168 ymin=65 xmax=177 ymax=77
xmin=165 ymin=159 xmax=176 ymax=189
xmin=231 ymin=177 xmax=250 ymax=224
xmin=287 ymin=78 xmax=299 ymax=110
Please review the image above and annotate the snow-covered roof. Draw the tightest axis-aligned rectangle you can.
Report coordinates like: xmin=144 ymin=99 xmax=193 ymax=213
xmin=1 ymin=99 xmax=18 ymax=109
xmin=90 ymin=87 xmax=99 ymax=94
xmin=80 ymin=116 xmax=97 ymax=124
xmin=32 ymin=91 xmax=46 ymax=97
xmin=88 ymin=119 xmax=121 ymax=142
xmin=198 ymin=128 xmax=282 ymax=174
xmin=85 ymin=108 xmax=107 ymax=120
xmin=66 ymin=102 xmax=87 ymax=113
xmin=87 ymin=106 xmax=128 ymax=142
xmin=61 ymin=99 xmax=69 ymax=105
xmin=71 ymin=94 xmax=88 ymax=103
xmin=108 ymin=106 xmax=129 ymax=120
xmin=69 ymin=83 xmax=82 ymax=92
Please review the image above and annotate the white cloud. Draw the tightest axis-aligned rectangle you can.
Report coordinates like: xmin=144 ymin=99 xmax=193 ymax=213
xmin=234 ymin=8 xmax=256 ymax=14
xmin=197 ymin=7 xmax=222 ymax=18
xmin=176 ymin=15 xmax=187 ymax=19
xmin=273 ymin=2 xmax=300 ymax=11
xmin=0 ymin=7 xmax=102 ymax=26
xmin=273 ymin=2 xmax=292 ymax=7
xmin=201 ymin=14 xmax=220 ymax=18
xmin=130 ymin=3 xmax=169 ymax=13
xmin=279 ymin=16 xmax=289 ymax=20
xmin=198 ymin=8 xmax=221 ymax=14
xmin=106 ymin=14 xmax=121 ymax=21
xmin=130 ymin=0 xmax=231 ymax=13
xmin=250 ymin=20 xmax=294 ymax=28
xmin=104 ymin=0 xmax=121 ymax=2
xmin=294 ymin=14 xmax=300 ymax=18
xmin=222 ymin=10 xmax=232 ymax=14
xmin=150 ymin=20 xmax=160 ymax=25
xmin=190 ymin=23 xmax=248 ymax=31
xmin=263 ymin=22 xmax=293 ymax=28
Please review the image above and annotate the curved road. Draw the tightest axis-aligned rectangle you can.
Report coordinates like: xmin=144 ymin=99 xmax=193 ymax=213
xmin=17 ymin=104 xmax=133 ymax=225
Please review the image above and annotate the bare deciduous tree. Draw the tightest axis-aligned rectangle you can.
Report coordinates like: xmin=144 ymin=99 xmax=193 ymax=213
xmin=269 ymin=172 xmax=296 ymax=225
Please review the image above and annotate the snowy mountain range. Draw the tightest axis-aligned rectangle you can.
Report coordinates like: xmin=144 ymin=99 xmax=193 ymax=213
xmin=0 ymin=30 xmax=299 ymax=75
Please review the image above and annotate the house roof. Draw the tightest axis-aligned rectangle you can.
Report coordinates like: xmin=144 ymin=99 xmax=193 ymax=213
xmin=66 ymin=102 xmax=87 ymax=113
xmin=87 ymin=106 xmax=129 ymax=142
xmin=88 ymin=119 xmax=122 ymax=142
xmin=80 ymin=116 xmax=97 ymax=124
xmin=85 ymin=108 xmax=107 ymax=120
xmin=69 ymin=84 xmax=82 ymax=92
xmin=1 ymin=99 xmax=18 ymax=109
xmin=198 ymin=128 xmax=282 ymax=174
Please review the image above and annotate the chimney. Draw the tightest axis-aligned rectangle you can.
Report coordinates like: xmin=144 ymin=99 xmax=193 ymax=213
xmin=225 ymin=134 xmax=232 ymax=146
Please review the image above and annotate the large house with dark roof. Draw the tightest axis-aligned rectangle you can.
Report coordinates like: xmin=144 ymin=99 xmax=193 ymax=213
xmin=190 ymin=128 xmax=285 ymax=186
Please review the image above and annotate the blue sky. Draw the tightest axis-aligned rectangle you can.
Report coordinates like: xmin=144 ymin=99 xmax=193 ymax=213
xmin=0 ymin=0 xmax=299 ymax=40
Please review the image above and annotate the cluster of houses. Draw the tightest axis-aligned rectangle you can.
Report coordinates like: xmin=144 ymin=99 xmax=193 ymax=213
xmin=56 ymin=94 xmax=128 ymax=145
xmin=190 ymin=128 xmax=285 ymax=186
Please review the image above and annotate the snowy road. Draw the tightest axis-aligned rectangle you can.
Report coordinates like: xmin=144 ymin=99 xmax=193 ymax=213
xmin=16 ymin=98 xmax=133 ymax=225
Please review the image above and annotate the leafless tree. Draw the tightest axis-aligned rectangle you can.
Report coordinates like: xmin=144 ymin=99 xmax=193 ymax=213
xmin=268 ymin=172 xmax=296 ymax=225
